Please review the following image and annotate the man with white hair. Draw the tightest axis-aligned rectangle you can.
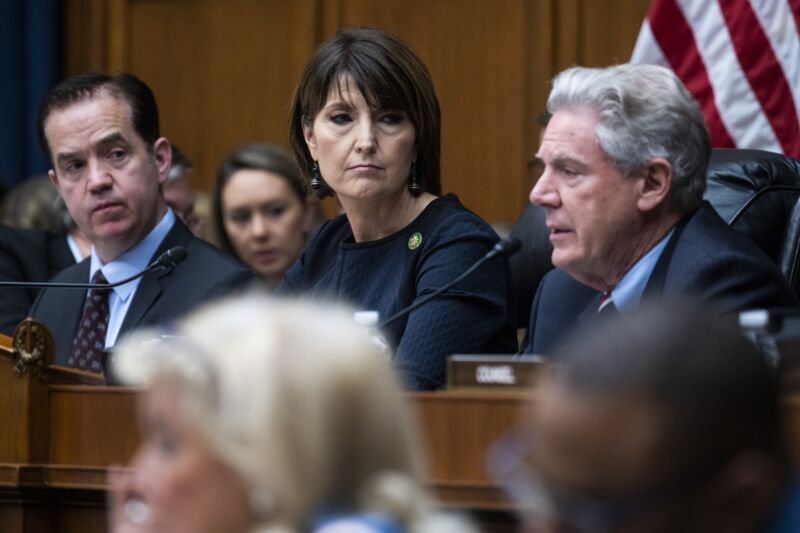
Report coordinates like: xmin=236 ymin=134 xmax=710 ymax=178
xmin=524 ymin=64 xmax=796 ymax=355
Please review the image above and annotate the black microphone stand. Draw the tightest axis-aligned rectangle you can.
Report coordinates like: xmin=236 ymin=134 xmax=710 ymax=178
xmin=0 ymin=246 xmax=188 ymax=290
xmin=378 ymin=238 xmax=520 ymax=329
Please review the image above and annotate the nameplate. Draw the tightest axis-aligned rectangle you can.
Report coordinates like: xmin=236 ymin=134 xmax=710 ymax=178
xmin=446 ymin=355 xmax=543 ymax=389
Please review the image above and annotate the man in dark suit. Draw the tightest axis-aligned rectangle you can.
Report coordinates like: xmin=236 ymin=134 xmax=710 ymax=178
xmin=524 ymin=64 xmax=796 ymax=355
xmin=0 ymin=177 xmax=94 ymax=335
xmin=30 ymin=72 xmax=253 ymax=368
xmin=0 ymin=226 xmax=75 ymax=335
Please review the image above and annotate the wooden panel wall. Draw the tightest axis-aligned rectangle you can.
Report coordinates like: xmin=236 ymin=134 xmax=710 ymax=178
xmin=64 ymin=0 xmax=649 ymax=223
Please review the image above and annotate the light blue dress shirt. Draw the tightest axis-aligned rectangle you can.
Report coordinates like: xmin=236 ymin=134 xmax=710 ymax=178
xmin=88 ymin=209 xmax=175 ymax=348
xmin=610 ymin=228 xmax=674 ymax=313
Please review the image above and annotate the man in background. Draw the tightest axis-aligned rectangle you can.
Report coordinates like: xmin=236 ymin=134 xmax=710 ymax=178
xmin=524 ymin=64 xmax=795 ymax=355
xmin=164 ymin=144 xmax=205 ymax=238
xmin=30 ymin=71 xmax=253 ymax=370
xmin=0 ymin=177 xmax=88 ymax=335
xmin=0 ymin=145 xmax=205 ymax=337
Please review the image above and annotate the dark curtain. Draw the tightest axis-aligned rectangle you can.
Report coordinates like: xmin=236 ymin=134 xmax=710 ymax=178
xmin=0 ymin=0 xmax=61 ymax=191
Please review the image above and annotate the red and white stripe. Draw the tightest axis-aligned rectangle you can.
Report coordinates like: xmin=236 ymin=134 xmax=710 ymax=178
xmin=631 ymin=0 xmax=800 ymax=158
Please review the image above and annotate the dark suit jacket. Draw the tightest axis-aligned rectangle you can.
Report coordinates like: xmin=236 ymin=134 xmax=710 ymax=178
xmin=29 ymin=220 xmax=255 ymax=365
xmin=0 ymin=226 xmax=76 ymax=335
xmin=525 ymin=203 xmax=798 ymax=355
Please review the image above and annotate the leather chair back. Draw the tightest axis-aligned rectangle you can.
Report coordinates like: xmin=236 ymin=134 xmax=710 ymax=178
xmin=705 ymin=148 xmax=800 ymax=296
xmin=508 ymin=202 xmax=552 ymax=327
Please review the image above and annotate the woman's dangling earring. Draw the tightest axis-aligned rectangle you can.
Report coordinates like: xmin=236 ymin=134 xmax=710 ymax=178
xmin=408 ymin=161 xmax=422 ymax=195
xmin=310 ymin=161 xmax=322 ymax=191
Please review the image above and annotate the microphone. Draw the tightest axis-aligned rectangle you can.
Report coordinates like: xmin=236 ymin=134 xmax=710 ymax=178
xmin=378 ymin=238 xmax=521 ymax=329
xmin=155 ymin=246 xmax=188 ymax=269
xmin=0 ymin=246 xmax=188 ymax=290
xmin=486 ymin=237 xmax=522 ymax=259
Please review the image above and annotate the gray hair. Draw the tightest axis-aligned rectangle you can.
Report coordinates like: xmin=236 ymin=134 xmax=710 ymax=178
xmin=548 ymin=64 xmax=710 ymax=214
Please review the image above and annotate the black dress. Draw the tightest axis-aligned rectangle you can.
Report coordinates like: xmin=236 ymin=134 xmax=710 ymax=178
xmin=280 ymin=194 xmax=517 ymax=389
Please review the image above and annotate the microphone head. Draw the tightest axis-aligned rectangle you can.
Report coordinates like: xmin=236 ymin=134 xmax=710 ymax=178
xmin=157 ymin=246 xmax=189 ymax=269
xmin=493 ymin=238 xmax=522 ymax=257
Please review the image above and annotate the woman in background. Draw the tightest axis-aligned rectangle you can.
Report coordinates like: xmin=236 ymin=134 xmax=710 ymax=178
xmin=108 ymin=295 xmax=473 ymax=533
xmin=212 ymin=143 xmax=309 ymax=288
xmin=281 ymin=28 xmax=517 ymax=389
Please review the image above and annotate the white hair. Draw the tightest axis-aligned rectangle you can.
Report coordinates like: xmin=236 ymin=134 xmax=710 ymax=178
xmin=113 ymin=295 xmax=471 ymax=532
xmin=548 ymin=64 xmax=710 ymax=214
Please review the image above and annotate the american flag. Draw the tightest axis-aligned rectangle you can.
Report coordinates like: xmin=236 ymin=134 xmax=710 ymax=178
xmin=631 ymin=0 xmax=800 ymax=158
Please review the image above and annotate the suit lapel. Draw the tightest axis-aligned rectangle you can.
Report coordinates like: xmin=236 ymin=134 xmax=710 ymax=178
xmin=118 ymin=220 xmax=193 ymax=335
xmin=46 ymin=231 xmax=78 ymax=274
xmin=643 ymin=210 xmax=694 ymax=301
xmin=578 ymin=290 xmax=603 ymax=323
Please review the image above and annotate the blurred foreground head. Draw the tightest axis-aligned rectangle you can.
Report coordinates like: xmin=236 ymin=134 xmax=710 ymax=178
xmin=512 ymin=302 xmax=789 ymax=533
xmin=112 ymin=295 xmax=454 ymax=533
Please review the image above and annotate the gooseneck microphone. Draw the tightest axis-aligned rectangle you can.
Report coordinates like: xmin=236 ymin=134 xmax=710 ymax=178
xmin=0 ymin=246 xmax=189 ymax=290
xmin=154 ymin=246 xmax=188 ymax=270
xmin=378 ymin=238 xmax=521 ymax=329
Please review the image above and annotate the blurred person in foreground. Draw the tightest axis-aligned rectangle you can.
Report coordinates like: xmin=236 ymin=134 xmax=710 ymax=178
xmin=109 ymin=295 xmax=474 ymax=533
xmin=281 ymin=27 xmax=517 ymax=389
xmin=524 ymin=64 xmax=796 ymax=356
xmin=496 ymin=303 xmax=798 ymax=533
xmin=30 ymin=71 xmax=253 ymax=369
xmin=212 ymin=143 xmax=310 ymax=288
xmin=164 ymin=144 xmax=204 ymax=238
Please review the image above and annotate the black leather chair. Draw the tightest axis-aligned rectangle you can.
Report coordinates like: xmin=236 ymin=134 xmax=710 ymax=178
xmin=705 ymin=148 xmax=800 ymax=297
xmin=508 ymin=148 xmax=800 ymax=327
xmin=508 ymin=202 xmax=552 ymax=327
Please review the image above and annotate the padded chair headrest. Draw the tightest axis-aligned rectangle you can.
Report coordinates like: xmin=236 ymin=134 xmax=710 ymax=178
xmin=705 ymin=148 xmax=800 ymax=261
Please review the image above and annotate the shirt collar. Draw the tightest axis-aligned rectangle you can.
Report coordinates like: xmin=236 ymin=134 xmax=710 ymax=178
xmin=65 ymin=233 xmax=86 ymax=263
xmin=89 ymin=209 xmax=176 ymax=302
xmin=611 ymin=227 xmax=675 ymax=313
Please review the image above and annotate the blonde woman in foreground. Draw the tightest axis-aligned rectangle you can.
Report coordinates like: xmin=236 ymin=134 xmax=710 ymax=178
xmin=108 ymin=295 xmax=474 ymax=533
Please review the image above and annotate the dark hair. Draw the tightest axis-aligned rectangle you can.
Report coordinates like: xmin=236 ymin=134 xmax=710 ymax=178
xmin=168 ymin=144 xmax=193 ymax=179
xmin=212 ymin=143 xmax=306 ymax=258
xmin=37 ymin=71 xmax=160 ymax=163
xmin=289 ymin=27 xmax=441 ymax=198
xmin=552 ymin=301 xmax=787 ymax=480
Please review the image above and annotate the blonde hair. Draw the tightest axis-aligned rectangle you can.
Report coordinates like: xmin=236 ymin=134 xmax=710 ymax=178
xmin=113 ymin=295 xmax=444 ymax=532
